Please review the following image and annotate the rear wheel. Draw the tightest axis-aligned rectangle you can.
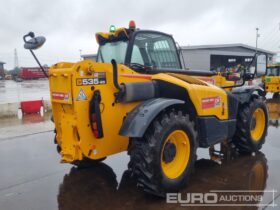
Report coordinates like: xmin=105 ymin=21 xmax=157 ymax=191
xmin=128 ymin=110 xmax=197 ymax=196
xmin=233 ymin=96 xmax=268 ymax=153
xmin=72 ymin=157 xmax=107 ymax=168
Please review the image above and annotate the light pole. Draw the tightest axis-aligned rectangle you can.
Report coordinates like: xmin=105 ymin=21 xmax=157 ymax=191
xmin=255 ymin=28 xmax=260 ymax=53
xmin=79 ymin=49 xmax=82 ymax=61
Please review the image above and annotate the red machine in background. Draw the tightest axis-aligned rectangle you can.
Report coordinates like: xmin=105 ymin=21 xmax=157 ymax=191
xmin=19 ymin=67 xmax=48 ymax=79
xmin=20 ymin=100 xmax=43 ymax=114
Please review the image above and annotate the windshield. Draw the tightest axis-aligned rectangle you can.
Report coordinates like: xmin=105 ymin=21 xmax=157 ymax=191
xmin=266 ymin=67 xmax=279 ymax=76
xmin=97 ymin=41 xmax=128 ymax=63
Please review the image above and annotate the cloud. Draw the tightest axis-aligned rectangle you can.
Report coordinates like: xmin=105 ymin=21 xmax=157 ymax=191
xmin=0 ymin=0 xmax=279 ymax=69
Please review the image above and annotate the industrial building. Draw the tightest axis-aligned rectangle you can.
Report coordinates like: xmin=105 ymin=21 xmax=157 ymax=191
xmin=81 ymin=54 xmax=97 ymax=61
xmin=0 ymin=61 xmax=5 ymax=79
xmin=81 ymin=43 xmax=275 ymax=72
xmin=180 ymin=43 xmax=275 ymax=71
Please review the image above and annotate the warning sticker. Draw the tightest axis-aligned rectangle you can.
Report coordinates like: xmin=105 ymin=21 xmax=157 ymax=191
xmin=76 ymin=72 xmax=106 ymax=86
xmin=197 ymin=77 xmax=216 ymax=85
xmin=76 ymin=88 xmax=87 ymax=101
xmin=52 ymin=92 xmax=70 ymax=101
xmin=201 ymin=96 xmax=221 ymax=109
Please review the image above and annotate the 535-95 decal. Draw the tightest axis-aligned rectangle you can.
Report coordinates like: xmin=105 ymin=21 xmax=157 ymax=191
xmin=76 ymin=72 xmax=106 ymax=86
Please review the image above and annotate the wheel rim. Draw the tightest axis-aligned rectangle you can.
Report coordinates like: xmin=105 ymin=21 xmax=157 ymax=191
xmin=161 ymin=130 xmax=190 ymax=179
xmin=250 ymin=108 xmax=265 ymax=142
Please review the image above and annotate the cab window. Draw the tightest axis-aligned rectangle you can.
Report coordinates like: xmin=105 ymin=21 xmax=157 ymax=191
xmin=266 ymin=67 xmax=279 ymax=76
xmin=130 ymin=32 xmax=181 ymax=70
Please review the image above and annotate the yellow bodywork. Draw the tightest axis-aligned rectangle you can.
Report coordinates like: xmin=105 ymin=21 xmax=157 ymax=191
xmin=262 ymin=64 xmax=280 ymax=94
xmin=49 ymin=60 xmax=229 ymax=163
xmin=263 ymin=76 xmax=280 ymax=93
xmin=195 ymin=74 xmax=235 ymax=90
xmin=266 ymin=99 xmax=280 ymax=120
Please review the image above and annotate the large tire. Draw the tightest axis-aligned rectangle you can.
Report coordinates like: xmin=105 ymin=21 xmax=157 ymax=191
xmin=72 ymin=157 xmax=107 ymax=168
xmin=58 ymin=163 xmax=118 ymax=210
xmin=128 ymin=109 xmax=198 ymax=196
xmin=233 ymin=96 xmax=268 ymax=154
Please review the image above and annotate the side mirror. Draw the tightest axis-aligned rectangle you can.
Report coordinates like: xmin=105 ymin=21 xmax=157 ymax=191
xmin=256 ymin=54 xmax=267 ymax=77
xmin=23 ymin=32 xmax=48 ymax=78
xmin=226 ymin=72 xmax=241 ymax=81
xmin=23 ymin=32 xmax=46 ymax=50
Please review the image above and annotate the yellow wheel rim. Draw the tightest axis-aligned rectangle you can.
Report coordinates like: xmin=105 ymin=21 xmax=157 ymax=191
xmin=250 ymin=108 xmax=265 ymax=142
xmin=161 ymin=130 xmax=190 ymax=179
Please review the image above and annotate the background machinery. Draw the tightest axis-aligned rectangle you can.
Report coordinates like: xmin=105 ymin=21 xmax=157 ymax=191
xmin=262 ymin=63 xmax=280 ymax=98
xmin=23 ymin=21 xmax=269 ymax=196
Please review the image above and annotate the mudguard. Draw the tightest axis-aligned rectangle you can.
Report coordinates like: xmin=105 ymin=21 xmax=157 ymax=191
xmin=119 ymin=98 xmax=184 ymax=137
xmin=231 ymin=85 xmax=265 ymax=104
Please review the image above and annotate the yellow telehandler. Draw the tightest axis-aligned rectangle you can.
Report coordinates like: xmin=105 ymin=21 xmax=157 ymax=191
xmin=23 ymin=21 xmax=268 ymax=196
xmin=262 ymin=64 xmax=280 ymax=98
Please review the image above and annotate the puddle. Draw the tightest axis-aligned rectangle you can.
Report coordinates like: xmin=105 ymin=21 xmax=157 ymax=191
xmin=0 ymin=80 xmax=50 ymax=104
xmin=0 ymin=111 xmax=52 ymax=128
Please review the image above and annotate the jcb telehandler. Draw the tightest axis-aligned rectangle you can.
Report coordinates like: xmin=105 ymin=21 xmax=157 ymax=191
xmin=23 ymin=21 xmax=268 ymax=196
xmin=262 ymin=64 xmax=280 ymax=98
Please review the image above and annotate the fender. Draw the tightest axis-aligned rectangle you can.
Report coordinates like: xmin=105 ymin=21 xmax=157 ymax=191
xmin=231 ymin=85 xmax=265 ymax=104
xmin=119 ymin=98 xmax=184 ymax=137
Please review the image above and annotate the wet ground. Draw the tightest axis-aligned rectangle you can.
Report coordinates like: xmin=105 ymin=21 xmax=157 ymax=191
xmin=0 ymin=99 xmax=279 ymax=210
xmin=0 ymin=80 xmax=50 ymax=104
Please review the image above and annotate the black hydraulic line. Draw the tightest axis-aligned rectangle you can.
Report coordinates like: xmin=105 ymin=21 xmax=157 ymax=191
xmin=111 ymin=59 xmax=121 ymax=90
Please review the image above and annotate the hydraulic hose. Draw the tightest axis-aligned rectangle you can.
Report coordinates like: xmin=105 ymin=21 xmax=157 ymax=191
xmin=111 ymin=59 xmax=121 ymax=90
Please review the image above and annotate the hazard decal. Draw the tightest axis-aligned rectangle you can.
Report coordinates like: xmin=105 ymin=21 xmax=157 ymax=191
xmin=201 ymin=96 xmax=221 ymax=109
xmin=76 ymin=88 xmax=87 ymax=101
xmin=76 ymin=72 xmax=106 ymax=86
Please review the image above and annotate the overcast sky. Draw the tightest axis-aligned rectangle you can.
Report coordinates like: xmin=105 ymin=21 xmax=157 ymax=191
xmin=0 ymin=0 xmax=280 ymax=69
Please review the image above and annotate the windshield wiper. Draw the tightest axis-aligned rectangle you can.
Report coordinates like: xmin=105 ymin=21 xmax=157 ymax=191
xmin=129 ymin=63 xmax=153 ymax=72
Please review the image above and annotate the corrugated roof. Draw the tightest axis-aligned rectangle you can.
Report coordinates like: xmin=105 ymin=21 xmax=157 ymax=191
xmin=81 ymin=54 xmax=97 ymax=58
xmin=181 ymin=43 xmax=275 ymax=55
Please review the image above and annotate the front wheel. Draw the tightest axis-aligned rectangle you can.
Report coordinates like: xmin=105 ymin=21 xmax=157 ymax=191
xmin=128 ymin=110 xmax=197 ymax=196
xmin=233 ymin=96 xmax=268 ymax=154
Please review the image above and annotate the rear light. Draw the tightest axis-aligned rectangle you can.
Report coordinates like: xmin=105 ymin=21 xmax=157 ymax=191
xmin=91 ymin=113 xmax=100 ymax=138
xmin=89 ymin=90 xmax=104 ymax=139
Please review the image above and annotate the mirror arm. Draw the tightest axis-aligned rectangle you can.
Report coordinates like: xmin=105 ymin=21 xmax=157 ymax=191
xmin=29 ymin=49 xmax=48 ymax=78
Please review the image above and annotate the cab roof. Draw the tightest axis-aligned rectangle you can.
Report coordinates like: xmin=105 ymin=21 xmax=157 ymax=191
xmin=95 ymin=28 xmax=131 ymax=46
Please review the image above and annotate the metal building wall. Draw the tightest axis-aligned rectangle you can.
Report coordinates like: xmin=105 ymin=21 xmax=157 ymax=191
xmin=181 ymin=48 xmax=274 ymax=71
xmin=181 ymin=50 xmax=210 ymax=70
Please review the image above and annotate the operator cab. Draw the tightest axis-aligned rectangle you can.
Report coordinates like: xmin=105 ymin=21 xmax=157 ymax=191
xmin=96 ymin=21 xmax=182 ymax=72
xmin=266 ymin=64 xmax=280 ymax=76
